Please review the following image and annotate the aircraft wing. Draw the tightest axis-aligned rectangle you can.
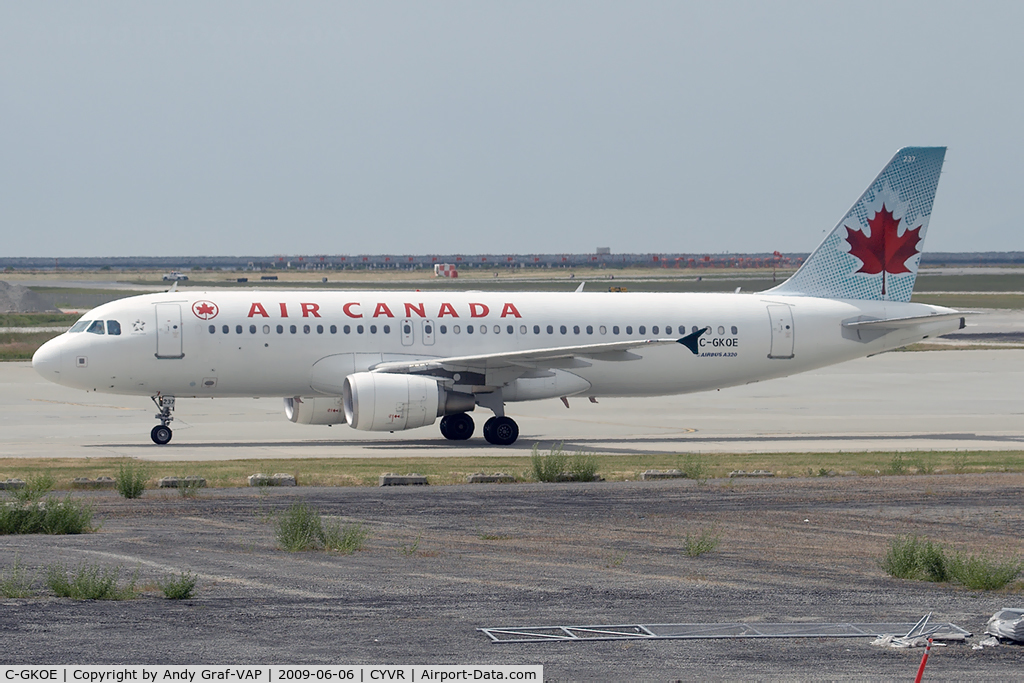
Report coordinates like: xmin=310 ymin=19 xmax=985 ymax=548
xmin=371 ymin=328 xmax=707 ymax=376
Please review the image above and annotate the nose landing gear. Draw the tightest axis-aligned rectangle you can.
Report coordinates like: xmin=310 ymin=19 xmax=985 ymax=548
xmin=150 ymin=395 xmax=175 ymax=445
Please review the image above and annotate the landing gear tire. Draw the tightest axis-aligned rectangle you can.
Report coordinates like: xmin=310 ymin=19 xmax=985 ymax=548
xmin=439 ymin=413 xmax=474 ymax=441
xmin=483 ymin=416 xmax=519 ymax=446
xmin=151 ymin=425 xmax=172 ymax=445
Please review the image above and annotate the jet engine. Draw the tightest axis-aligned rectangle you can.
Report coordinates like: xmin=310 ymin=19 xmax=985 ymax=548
xmin=283 ymin=396 xmax=346 ymax=425
xmin=343 ymin=372 xmax=474 ymax=431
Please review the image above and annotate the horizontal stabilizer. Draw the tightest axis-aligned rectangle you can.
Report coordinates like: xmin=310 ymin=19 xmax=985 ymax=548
xmin=842 ymin=312 xmax=966 ymax=331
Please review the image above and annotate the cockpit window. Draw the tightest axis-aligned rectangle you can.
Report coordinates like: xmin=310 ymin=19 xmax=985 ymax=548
xmin=106 ymin=320 xmax=121 ymax=336
xmin=69 ymin=320 xmax=91 ymax=333
xmin=86 ymin=320 xmax=105 ymax=335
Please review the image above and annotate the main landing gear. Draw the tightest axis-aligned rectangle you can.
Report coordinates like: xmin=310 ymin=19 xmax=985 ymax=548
xmin=439 ymin=413 xmax=474 ymax=441
xmin=150 ymin=395 xmax=175 ymax=445
xmin=482 ymin=416 xmax=519 ymax=446
xmin=438 ymin=412 xmax=520 ymax=446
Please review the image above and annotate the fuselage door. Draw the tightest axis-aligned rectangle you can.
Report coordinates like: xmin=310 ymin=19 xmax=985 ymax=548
xmin=422 ymin=319 xmax=435 ymax=346
xmin=155 ymin=304 xmax=185 ymax=359
xmin=767 ymin=304 xmax=794 ymax=359
xmin=401 ymin=319 xmax=414 ymax=347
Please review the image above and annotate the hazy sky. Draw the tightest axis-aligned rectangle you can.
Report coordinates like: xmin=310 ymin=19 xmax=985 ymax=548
xmin=2 ymin=1 xmax=1022 ymax=257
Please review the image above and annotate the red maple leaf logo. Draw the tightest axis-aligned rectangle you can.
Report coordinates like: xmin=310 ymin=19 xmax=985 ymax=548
xmin=192 ymin=301 xmax=218 ymax=320
xmin=845 ymin=205 xmax=922 ymax=296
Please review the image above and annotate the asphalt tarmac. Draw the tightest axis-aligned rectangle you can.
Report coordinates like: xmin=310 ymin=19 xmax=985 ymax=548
xmin=2 ymin=349 xmax=1023 ymax=459
xmin=1 ymin=475 xmax=1022 ymax=678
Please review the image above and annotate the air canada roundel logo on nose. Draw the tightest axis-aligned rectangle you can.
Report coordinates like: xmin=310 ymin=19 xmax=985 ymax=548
xmin=192 ymin=300 xmax=219 ymax=320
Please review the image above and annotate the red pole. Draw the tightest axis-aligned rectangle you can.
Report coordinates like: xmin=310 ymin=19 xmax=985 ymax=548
xmin=913 ymin=637 xmax=933 ymax=683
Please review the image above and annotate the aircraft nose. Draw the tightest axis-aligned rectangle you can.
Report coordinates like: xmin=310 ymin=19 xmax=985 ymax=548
xmin=32 ymin=338 xmax=62 ymax=379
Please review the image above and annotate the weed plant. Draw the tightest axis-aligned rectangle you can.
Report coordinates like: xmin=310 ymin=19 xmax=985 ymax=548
xmin=0 ymin=497 xmax=94 ymax=535
xmin=276 ymin=502 xmax=324 ymax=551
xmin=45 ymin=563 xmax=137 ymax=600
xmin=887 ymin=454 xmax=907 ymax=475
xmin=683 ymin=527 xmax=721 ymax=557
xmin=11 ymin=473 xmax=55 ymax=504
xmin=177 ymin=476 xmax=203 ymax=498
xmin=115 ymin=461 xmax=148 ymax=499
xmin=531 ymin=444 xmax=568 ymax=482
xmin=567 ymin=452 xmax=598 ymax=482
xmin=275 ymin=502 xmax=368 ymax=553
xmin=157 ymin=571 xmax=198 ymax=599
xmin=322 ymin=521 xmax=367 ymax=554
xmin=881 ymin=535 xmax=1022 ymax=589
xmin=948 ymin=553 xmax=1023 ymax=590
xmin=679 ymin=455 xmax=708 ymax=484
xmin=0 ymin=556 xmax=35 ymax=598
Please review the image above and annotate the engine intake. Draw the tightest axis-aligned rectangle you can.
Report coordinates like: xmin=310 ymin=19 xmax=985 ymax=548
xmin=343 ymin=372 xmax=474 ymax=432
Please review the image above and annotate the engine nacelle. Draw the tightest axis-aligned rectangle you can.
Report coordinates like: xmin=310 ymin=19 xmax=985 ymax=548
xmin=343 ymin=372 xmax=474 ymax=432
xmin=284 ymin=396 xmax=346 ymax=425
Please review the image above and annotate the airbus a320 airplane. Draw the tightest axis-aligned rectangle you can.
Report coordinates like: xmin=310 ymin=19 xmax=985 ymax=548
xmin=33 ymin=147 xmax=963 ymax=446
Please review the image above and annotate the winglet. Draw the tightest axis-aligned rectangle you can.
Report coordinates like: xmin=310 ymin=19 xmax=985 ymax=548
xmin=574 ymin=282 xmax=585 ymax=293
xmin=677 ymin=327 xmax=708 ymax=355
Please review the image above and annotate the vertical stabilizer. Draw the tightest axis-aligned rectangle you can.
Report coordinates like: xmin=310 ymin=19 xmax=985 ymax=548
xmin=768 ymin=147 xmax=946 ymax=302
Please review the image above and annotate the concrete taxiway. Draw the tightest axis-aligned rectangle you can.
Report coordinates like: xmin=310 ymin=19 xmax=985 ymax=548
xmin=1 ymin=349 xmax=1021 ymax=459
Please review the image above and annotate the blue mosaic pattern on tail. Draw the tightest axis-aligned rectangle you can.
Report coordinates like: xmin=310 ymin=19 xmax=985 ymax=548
xmin=769 ymin=147 xmax=946 ymax=302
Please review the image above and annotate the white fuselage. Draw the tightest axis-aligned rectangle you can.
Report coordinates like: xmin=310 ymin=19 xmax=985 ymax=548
xmin=33 ymin=289 xmax=959 ymax=404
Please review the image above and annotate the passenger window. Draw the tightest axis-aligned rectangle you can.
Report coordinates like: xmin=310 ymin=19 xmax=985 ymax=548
xmin=383 ymin=325 xmax=391 ymax=334
xmin=369 ymin=325 xmax=377 ymax=334
xmin=357 ymin=325 xmax=364 ymax=334
xmin=496 ymin=325 xmax=502 ymax=334
xmin=612 ymin=325 xmax=619 ymax=335
xmin=263 ymin=325 xmax=270 ymax=334
xmin=249 ymin=325 xmax=256 ymax=334
xmin=467 ymin=325 xmax=474 ymax=334
xmin=316 ymin=325 xmax=323 ymax=334
xmin=453 ymin=325 xmax=461 ymax=334
xmin=599 ymin=325 xmax=606 ymax=335
xmin=69 ymin=320 xmax=90 ymax=333
xmin=87 ymin=320 xmax=105 ymax=335
xmin=479 ymin=325 xmax=487 ymax=335
xmin=277 ymin=325 xmax=284 ymax=334
xmin=533 ymin=325 xmax=540 ymax=334
xmin=106 ymin=320 xmax=121 ymax=335
xmin=665 ymin=326 xmax=672 ymax=335
xmin=639 ymin=326 xmax=646 ymax=335
xmin=403 ymin=324 xmax=411 ymax=334
xmin=223 ymin=325 xmax=230 ymax=334
xmin=546 ymin=325 xmax=553 ymax=334
xmin=302 ymin=325 xmax=310 ymax=334
xmin=692 ymin=326 xmax=699 ymax=334
xmin=425 ymin=324 xmax=433 ymax=334
xmin=573 ymin=325 xmax=580 ymax=334
xmin=235 ymin=325 xmax=243 ymax=334
xmin=718 ymin=325 xmax=725 ymax=335
xmin=652 ymin=326 xmax=659 ymax=335
xmin=586 ymin=325 xmax=593 ymax=334
xmin=518 ymin=325 xmax=525 ymax=334
xmin=509 ymin=325 xmax=515 ymax=334
xmin=560 ymin=325 xmax=567 ymax=335
xmin=626 ymin=326 xmax=632 ymax=335
xmin=731 ymin=326 xmax=738 ymax=334
xmin=343 ymin=325 xmax=351 ymax=334
xmin=290 ymin=325 xmax=297 ymax=334
xmin=330 ymin=325 xmax=337 ymax=334
xmin=208 ymin=325 xmax=215 ymax=334
xmin=439 ymin=325 xmax=447 ymax=334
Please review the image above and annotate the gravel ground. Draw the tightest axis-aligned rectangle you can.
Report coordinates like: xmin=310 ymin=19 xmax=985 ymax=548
xmin=1 ymin=474 xmax=1023 ymax=680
